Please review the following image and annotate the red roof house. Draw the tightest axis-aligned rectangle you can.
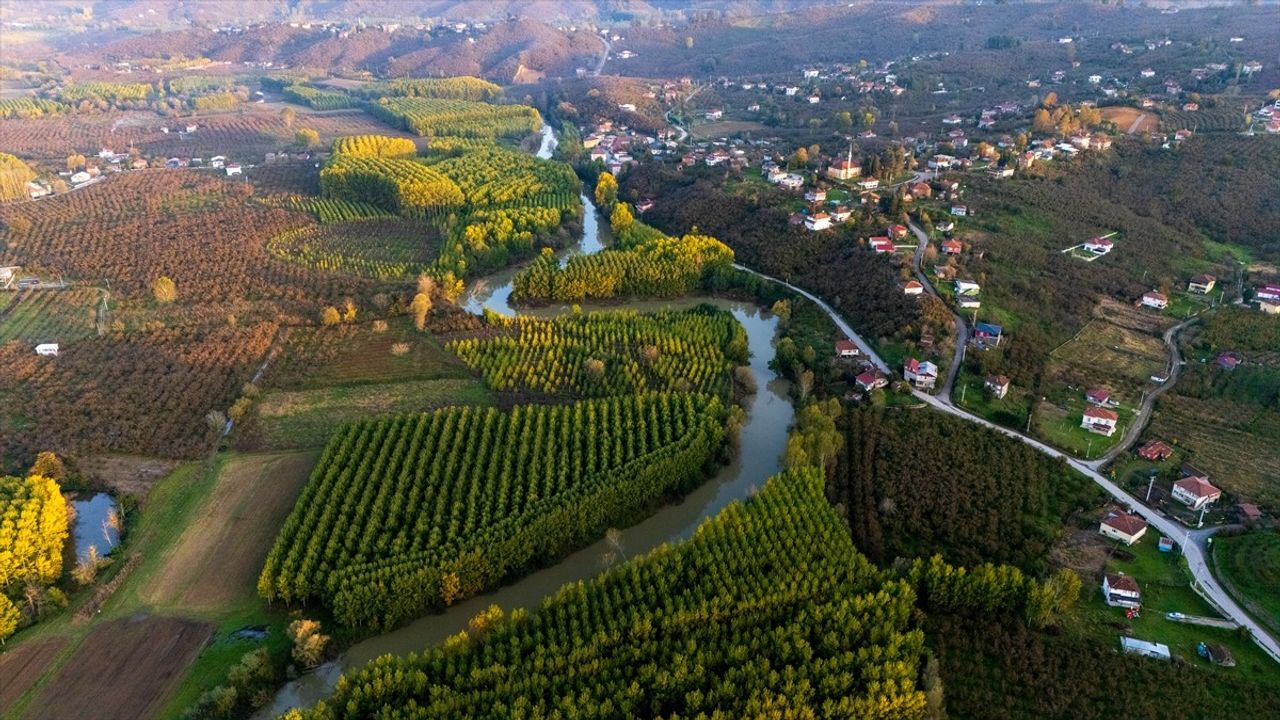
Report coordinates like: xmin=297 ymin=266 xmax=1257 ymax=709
xmin=1137 ymin=440 xmax=1174 ymax=462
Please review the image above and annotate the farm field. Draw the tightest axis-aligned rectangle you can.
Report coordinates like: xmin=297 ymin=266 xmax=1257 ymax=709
xmin=1099 ymin=106 xmax=1157 ymax=134
xmin=0 ymin=637 xmax=66 ymax=715
xmin=1212 ymin=531 xmax=1280 ymax=637
xmin=263 ymin=317 xmax=480 ymax=390
xmin=22 ymin=616 xmax=213 ymax=720
xmin=0 ymin=320 xmax=277 ymax=469
xmin=0 ymin=287 xmax=100 ymax=344
xmin=1047 ymin=319 xmax=1167 ymax=404
xmin=249 ymin=378 xmax=493 ymax=449
xmin=1149 ymin=394 xmax=1280 ymax=507
xmin=688 ymin=119 xmax=769 ymax=139
xmin=141 ymin=451 xmax=318 ymax=611
xmin=267 ymin=218 xmax=439 ymax=279
xmin=0 ymin=108 xmax=416 ymax=163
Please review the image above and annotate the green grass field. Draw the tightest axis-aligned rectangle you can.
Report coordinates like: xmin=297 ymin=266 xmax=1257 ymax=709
xmin=1073 ymin=532 xmax=1279 ymax=682
xmin=1034 ymin=397 xmax=1133 ymax=460
xmin=0 ymin=288 xmax=100 ymax=344
xmin=953 ymin=367 xmax=1031 ymax=430
xmin=1212 ymin=531 xmax=1280 ymax=638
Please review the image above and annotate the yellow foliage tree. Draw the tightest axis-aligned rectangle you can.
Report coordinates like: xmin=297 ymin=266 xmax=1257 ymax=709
xmin=0 ymin=474 xmax=70 ymax=589
xmin=594 ymin=171 xmax=618 ymax=209
xmin=321 ymin=306 xmax=341 ymax=326
xmin=151 ymin=276 xmax=177 ymax=303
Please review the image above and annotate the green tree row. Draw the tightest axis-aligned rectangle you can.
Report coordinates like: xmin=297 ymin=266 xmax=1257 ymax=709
xmin=280 ymin=467 xmax=930 ymax=719
xmin=259 ymin=394 xmax=727 ymax=629
xmin=369 ymin=97 xmax=541 ymax=139
xmin=449 ymin=306 xmax=748 ymax=398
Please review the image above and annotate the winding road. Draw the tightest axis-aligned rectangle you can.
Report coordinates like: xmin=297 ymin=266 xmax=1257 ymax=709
xmin=908 ymin=220 xmax=967 ymax=399
xmin=731 ymin=257 xmax=1280 ymax=663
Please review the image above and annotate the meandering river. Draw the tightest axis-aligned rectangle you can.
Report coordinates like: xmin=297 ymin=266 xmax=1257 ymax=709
xmin=260 ymin=127 xmax=794 ymax=716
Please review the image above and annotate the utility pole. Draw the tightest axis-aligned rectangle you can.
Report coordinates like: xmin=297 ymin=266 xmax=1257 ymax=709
xmin=1146 ymin=474 xmax=1155 ymax=502
xmin=1198 ymin=506 xmax=1207 ymax=529
xmin=1087 ymin=438 xmax=1094 ymax=459
xmin=960 ymin=384 xmax=967 ymax=403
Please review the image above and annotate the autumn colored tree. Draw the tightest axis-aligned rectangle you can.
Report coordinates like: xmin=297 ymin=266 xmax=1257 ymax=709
xmin=280 ymin=106 xmax=297 ymax=129
xmin=0 ymin=153 xmax=36 ymax=201
xmin=29 ymin=452 xmax=65 ymax=481
xmin=151 ymin=276 xmax=177 ymax=303
xmin=610 ymin=202 xmax=633 ymax=235
xmin=0 ymin=474 xmax=70 ymax=590
xmin=411 ymin=292 xmax=432 ymax=330
xmin=0 ymin=594 xmax=19 ymax=644
xmin=594 ymin=171 xmax=618 ymax=209
xmin=321 ymin=306 xmax=341 ymax=326
xmin=287 ymin=619 xmax=330 ymax=668
xmin=295 ymin=127 xmax=320 ymax=148
xmin=1032 ymin=108 xmax=1054 ymax=134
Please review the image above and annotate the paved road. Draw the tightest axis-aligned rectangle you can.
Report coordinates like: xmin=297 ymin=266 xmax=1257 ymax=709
xmin=593 ymin=35 xmax=610 ymax=76
xmin=731 ymin=259 xmax=1280 ymax=663
xmin=1094 ymin=315 xmax=1197 ymax=466
xmin=907 ymin=220 xmax=967 ymax=398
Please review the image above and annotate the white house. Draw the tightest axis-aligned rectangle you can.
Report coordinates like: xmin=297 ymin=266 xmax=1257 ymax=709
xmin=1256 ymin=284 xmax=1280 ymax=302
xmin=35 ymin=343 xmax=60 ymax=356
xmin=1082 ymin=406 xmax=1119 ymax=436
xmin=985 ymin=375 xmax=1010 ymax=398
xmin=903 ymin=358 xmax=938 ymax=389
xmin=1172 ymin=477 xmax=1221 ymax=511
xmin=950 ymin=205 xmax=968 ymax=217
xmin=901 ymin=280 xmax=924 ymax=295
xmin=69 ymin=171 xmax=92 ymax=185
xmin=1187 ymin=274 xmax=1216 ymax=294
xmin=1141 ymin=291 xmax=1168 ymax=310
xmin=704 ymin=109 xmax=723 ymax=121
xmin=954 ymin=279 xmax=980 ymax=296
xmin=1084 ymin=237 xmax=1114 ymax=254
xmin=805 ymin=213 xmax=832 ymax=232
xmin=1099 ymin=513 xmax=1147 ymax=546
xmin=857 ymin=177 xmax=880 ymax=191
xmin=804 ymin=188 xmax=827 ymax=203
xmin=834 ymin=339 xmax=860 ymax=358
xmin=1102 ymin=573 xmax=1142 ymax=608
xmin=225 ymin=164 xmax=243 ymax=176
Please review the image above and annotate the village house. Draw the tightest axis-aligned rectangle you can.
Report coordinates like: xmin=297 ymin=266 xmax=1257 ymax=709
xmin=1102 ymin=574 xmax=1142 ymax=608
xmin=834 ymin=339 xmax=860 ymax=358
xmin=830 ymin=205 xmax=851 ymax=223
xmin=1260 ymin=299 xmax=1280 ymax=315
xmin=1216 ymin=352 xmax=1242 ymax=371
xmin=936 ymin=220 xmax=955 ymax=234
xmin=1084 ymin=237 xmax=1114 ymax=254
xmin=857 ymin=177 xmax=880 ymax=191
xmin=869 ymin=236 xmax=896 ymax=254
xmin=1141 ymin=291 xmax=1168 ymax=310
xmin=1100 ymin=513 xmax=1148 ymax=546
xmin=889 ymin=224 xmax=909 ymax=240
xmin=950 ymin=205 xmax=968 ymax=217
xmin=1172 ymin=476 xmax=1221 ymax=511
xmin=225 ymin=163 xmax=243 ymax=176
xmin=901 ymin=280 xmax=924 ymax=295
xmin=1235 ymin=503 xmax=1262 ymax=524
xmin=1187 ymin=274 xmax=1216 ymax=294
xmin=985 ymin=375 xmax=1010 ymax=398
xmin=1081 ymin=406 xmax=1119 ymax=436
xmin=1085 ymin=388 xmax=1111 ymax=406
xmin=704 ymin=108 xmax=723 ymax=121
xmin=903 ymin=358 xmax=938 ymax=389
xmin=35 ymin=343 xmax=60 ymax=357
xmin=954 ymin=279 xmax=980 ymax=296
xmin=856 ymin=370 xmax=888 ymax=392
xmin=973 ymin=322 xmax=1003 ymax=346
xmin=1137 ymin=439 xmax=1174 ymax=462
xmin=910 ymin=181 xmax=932 ymax=199
xmin=1254 ymin=284 xmax=1280 ymax=303
xmin=804 ymin=188 xmax=827 ymax=203
xmin=805 ymin=213 xmax=832 ymax=232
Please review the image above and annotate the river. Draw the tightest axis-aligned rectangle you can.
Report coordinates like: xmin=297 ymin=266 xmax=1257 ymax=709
xmin=260 ymin=127 xmax=794 ymax=717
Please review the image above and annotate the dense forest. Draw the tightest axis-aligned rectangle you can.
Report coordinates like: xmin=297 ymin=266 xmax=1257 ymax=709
xmin=931 ymin=614 xmax=1278 ymax=720
xmin=834 ymin=409 xmax=1100 ymax=573
xmin=622 ymin=165 xmax=920 ymax=341
xmin=281 ymin=467 xmax=932 ymax=719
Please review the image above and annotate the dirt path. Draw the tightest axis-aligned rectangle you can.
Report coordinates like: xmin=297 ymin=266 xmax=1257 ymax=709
xmin=142 ymin=451 xmax=317 ymax=611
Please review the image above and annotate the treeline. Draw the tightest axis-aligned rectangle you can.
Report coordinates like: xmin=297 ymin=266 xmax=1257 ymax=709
xmin=834 ymin=408 xmax=1099 ymax=573
xmin=930 ymin=613 xmax=1279 ymax=720
xmin=1198 ymin=306 xmax=1280 ymax=353
xmin=259 ymin=394 xmax=727 ymax=629
xmin=0 ymin=98 xmax=68 ymax=119
xmin=370 ymin=97 xmax=542 ymax=139
xmin=381 ymin=77 xmax=502 ymax=101
xmin=449 ymin=306 xmax=747 ymax=398
xmin=330 ymin=134 xmax=417 ymax=159
xmin=278 ymin=468 xmax=930 ymax=720
xmin=622 ymin=164 xmax=920 ymax=341
xmin=1 ymin=470 xmax=69 ymax=642
xmin=283 ymin=84 xmax=357 ymax=110
xmin=319 ymin=155 xmax=464 ymax=212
